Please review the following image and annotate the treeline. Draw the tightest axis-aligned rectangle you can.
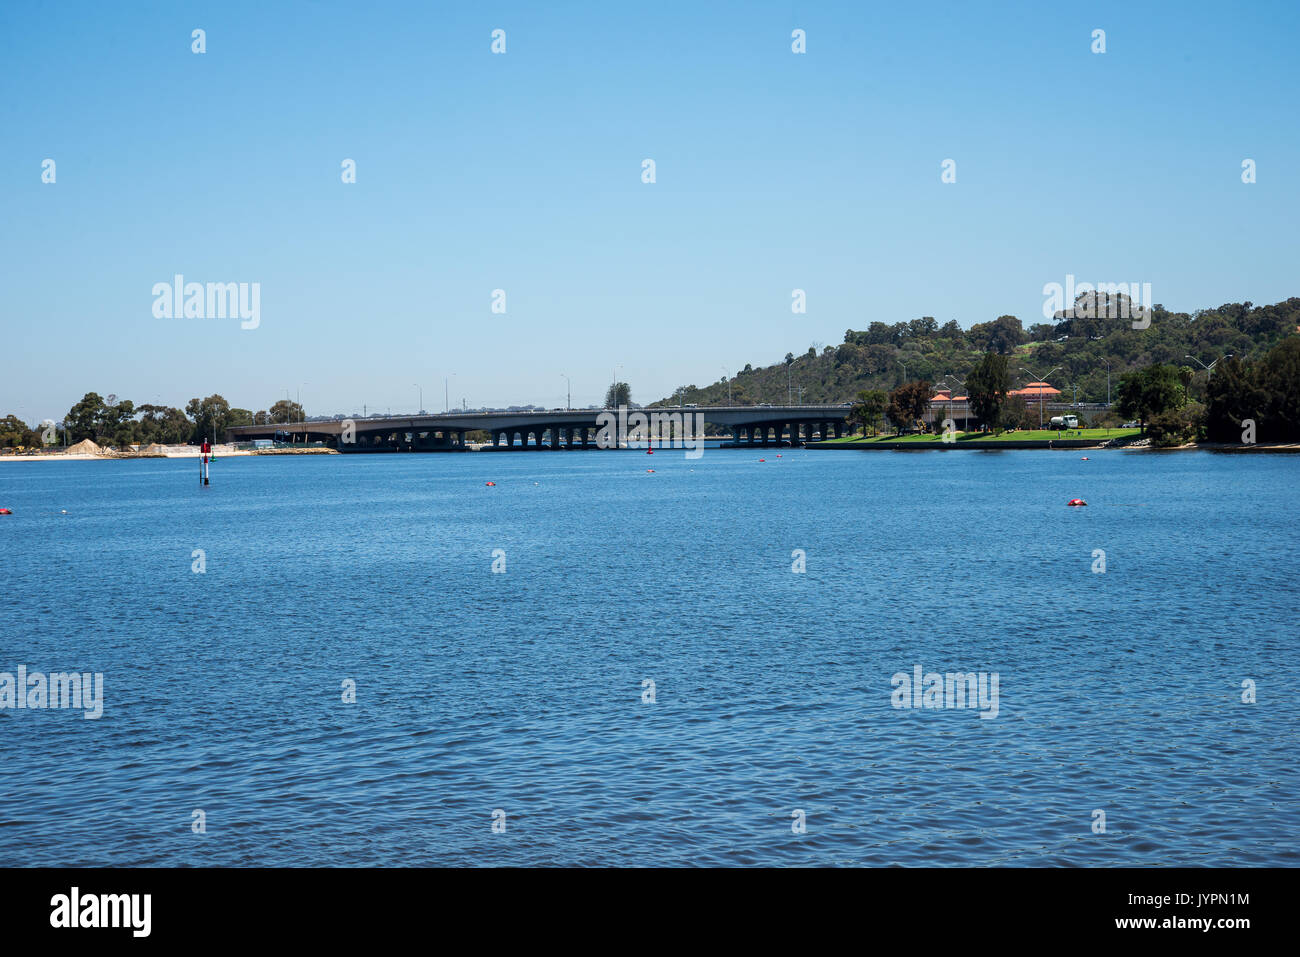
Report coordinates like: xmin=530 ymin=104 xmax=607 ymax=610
xmin=655 ymin=296 xmax=1300 ymax=409
xmin=1204 ymin=339 xmax=1300 ymax=443
xmin=841 ymin=336 xmax=1300 ymax=446
xmin=0 ymin=393 xmax=307 ymax=449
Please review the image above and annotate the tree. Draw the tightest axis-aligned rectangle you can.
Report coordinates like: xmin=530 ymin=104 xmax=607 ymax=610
xmin=1000 ymin=394 xmax=1032 ymax=431
xmin=849 ymin=389 xmax=887 ymax=436
xmin=1116 ymin=364 xmax=1184 ymax=432
xmin=137 ymin=405 xmax=192 ymax=445
xmin=0 ymin=414 xmax=40 ymax=448
xmin=886 ymin=380 xmax=932 ymax=432
xmin=604 ymin=382 xmax=631 ymax=408
xmin=186 ymin=395 xmax=234 ymax=443
xmin=966 ymin=353 xmax=1011 ymax=432
xmin=268 ymin=399 xmax=304 ymax=425
xmin=64 ymin=392 xmax=107 ymax=442
xmin=101 ymin=398 xmax=137 ymax=448
xmin=969 ymin=315 xmax=1024 ymax=355
xmin=1206 ymin=338 xmax=1300 ymax=442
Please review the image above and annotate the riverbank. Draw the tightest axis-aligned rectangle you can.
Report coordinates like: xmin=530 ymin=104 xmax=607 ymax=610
xmin=0 ymin=445 xmax=338 ymax=462
xmin=809 ymin=432 xmax=1300 ymax=452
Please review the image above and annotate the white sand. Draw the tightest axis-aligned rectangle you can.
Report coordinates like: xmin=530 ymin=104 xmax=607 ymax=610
xmin=0 ymin=443 xmax=251 ymax=462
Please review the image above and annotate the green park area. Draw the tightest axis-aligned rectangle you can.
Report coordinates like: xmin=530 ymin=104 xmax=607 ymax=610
xmin=821 ymin=427 xmax=1142 ymax=445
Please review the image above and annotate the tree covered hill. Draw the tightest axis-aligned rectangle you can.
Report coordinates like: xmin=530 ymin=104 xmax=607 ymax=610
xmin=652 ymin=297 xmax=1300 ymax=408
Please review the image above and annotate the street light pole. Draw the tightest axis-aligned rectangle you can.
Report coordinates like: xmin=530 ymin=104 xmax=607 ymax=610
xmin=945 ymin=373 xmax=968 ymax=432
xmin=1019 ymin=365 xmax=1061 ymax=429
xmin=1186 ymin=353 xmax=1233 ymax=380
xmin=561 ymin=374 xmax=571 ymax=410
xmin=414 ymin=383 xmax=423 ymax=414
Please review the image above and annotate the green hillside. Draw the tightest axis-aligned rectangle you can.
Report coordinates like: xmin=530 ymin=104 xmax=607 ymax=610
xmin=651 ymin=297 xmax=1300 ymax=408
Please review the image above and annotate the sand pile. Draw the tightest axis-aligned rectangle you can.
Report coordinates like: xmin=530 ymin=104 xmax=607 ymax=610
xmin=139 ymin=443 xmax=167 ymax=455
xmin=66 ymin=439 xmax=102 ymax=455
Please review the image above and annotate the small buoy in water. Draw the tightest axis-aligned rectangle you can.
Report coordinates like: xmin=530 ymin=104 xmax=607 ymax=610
xmin=758 ymin=458 xmax=765 ymax=462
xmin=1067 ymin=498 xmax=1087 ymax=507
xmin=533 ymin=482 xmax=539 ymax=486
xmin=0 ymin=508 xmax=11 ymax=515
xmin=646 ymin=448 xmax=654 ymax=455
xmin=1081 ymin=457 xmax=1089 ymax=461
xmin=485 ymin=482 xmax=496 ymax=487
xmin=646 ymin=469 xmax=655 ymax=473
xmin=60 ymin=509 xmax=67 ymax=514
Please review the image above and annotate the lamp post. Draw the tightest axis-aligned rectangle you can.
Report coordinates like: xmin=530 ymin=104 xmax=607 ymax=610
xmin=611 ymin=365 xmax=623 ymax=409
xmin=445 ymin=374 xmax=455 ymax=413
xmin=414 ymin=384 xmax=423 ymax=414
xmin=1019 ymin=365 xmax=1061 ymax=429
xmin=943 ymin=373 xmax=968 ymax=432
xmin=560 ymin=374 xmax=571 ymax=410
xmin=1186 ymin=353 xmax=1232 ymax=380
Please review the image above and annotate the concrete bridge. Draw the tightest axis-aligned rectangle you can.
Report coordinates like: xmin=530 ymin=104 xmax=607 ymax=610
xmin=226 ymin=405 xmax=852 ymax=452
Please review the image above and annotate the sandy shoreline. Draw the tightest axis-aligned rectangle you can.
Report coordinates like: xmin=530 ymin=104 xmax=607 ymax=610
xmin=0 ymin=445 xmax=340 ymax=462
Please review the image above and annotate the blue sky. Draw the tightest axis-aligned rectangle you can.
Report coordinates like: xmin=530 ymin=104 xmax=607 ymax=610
xmin=2 ymin=0 xmax=1297 ymax=420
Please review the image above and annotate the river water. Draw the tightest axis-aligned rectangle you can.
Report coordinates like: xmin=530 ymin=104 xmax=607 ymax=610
xmin=1 ymin=448 xmax=1296 ymax=865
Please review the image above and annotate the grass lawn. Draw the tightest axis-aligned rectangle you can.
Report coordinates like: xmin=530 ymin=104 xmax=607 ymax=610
xmin=823 ymin=428 xmax=1142 ymax=444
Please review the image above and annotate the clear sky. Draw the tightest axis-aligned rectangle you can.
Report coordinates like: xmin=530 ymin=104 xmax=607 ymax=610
xmin=3 ymin=0 xmax=1297 ymax=421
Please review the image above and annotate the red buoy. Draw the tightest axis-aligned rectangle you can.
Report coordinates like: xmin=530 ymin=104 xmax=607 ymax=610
xmin=1067 ymin=498 xmax=1087 ymax=507
xmin=0 ymin=508 xmax=11 ymax=515
xmin=485 ymin=481 xmax=496 ymax=487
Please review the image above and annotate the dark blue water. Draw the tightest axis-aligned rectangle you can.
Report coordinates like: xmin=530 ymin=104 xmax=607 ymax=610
xmin=1 ymin=449 xmax=1297 ymax=866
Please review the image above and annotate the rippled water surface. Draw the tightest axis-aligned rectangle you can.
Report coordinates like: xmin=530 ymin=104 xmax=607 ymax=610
xmin=1 ymin=448 xmax=1297 ymax=866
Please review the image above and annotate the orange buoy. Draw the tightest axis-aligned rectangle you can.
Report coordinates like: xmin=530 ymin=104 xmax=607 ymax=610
xmin=1067 ymin=498 xmax=1087 ymax=507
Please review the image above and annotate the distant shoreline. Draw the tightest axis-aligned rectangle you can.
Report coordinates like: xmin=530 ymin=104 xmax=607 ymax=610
xmin=0 ymin=446 xmax=338 ymax=462
xmin=4 ymin=441 xmax=1299 ymax=461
